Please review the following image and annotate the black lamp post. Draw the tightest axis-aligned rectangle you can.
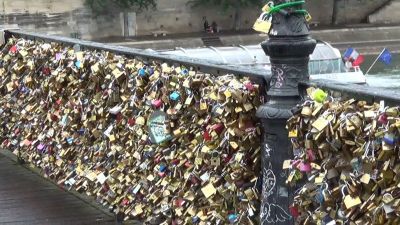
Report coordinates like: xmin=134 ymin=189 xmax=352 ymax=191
xmin=256 ymin=1 xmax=316 ymax=224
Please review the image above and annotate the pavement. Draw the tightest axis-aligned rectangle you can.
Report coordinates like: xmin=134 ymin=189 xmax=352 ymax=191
xmin=0 ymin=150 xmax=121 ymax=225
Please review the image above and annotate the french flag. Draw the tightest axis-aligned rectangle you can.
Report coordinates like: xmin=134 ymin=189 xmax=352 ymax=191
xmin=343 ymin=48 xmax=364 ymax=66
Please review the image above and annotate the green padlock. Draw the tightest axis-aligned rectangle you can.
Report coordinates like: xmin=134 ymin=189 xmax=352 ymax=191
xmin=313 ymin=89 xmax=327 ymax=103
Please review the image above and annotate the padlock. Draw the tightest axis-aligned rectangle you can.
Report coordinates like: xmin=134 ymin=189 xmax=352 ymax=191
xmin=385 ymin=107 xmax=399 ymax=117
xmin=378 ymin=113 xmax=388 ymax=125
xmin=138 ymin=67 xmax=146 ymax=77
xmin=262 ymin=1 xmax=274 ymax=13
xmin=210 ymin=151 xmax=220 ymax=166
xmin=305 ymin=13 xmax=312 ymax=22
xmin=169 ymin=91 xmax=180 ymax=101
xmin=300 ymin=103 xmax=312 ymax=116
xmin=304 ymin=133 xmax=314 ymax=149
xmin=253 ymin=12 xmax=272 ymax=34
xmin=199 ymin=99 xmax=208 ymax=111
xmin=306 ymin=149 xmax=316 ymax=161
xmin=151 ymin=99 xmax=162 ymax=108
xmin=383 ymin=133 xmax=396 ymax=145
xmin=297 ymin=161 xmax=312 ymax=173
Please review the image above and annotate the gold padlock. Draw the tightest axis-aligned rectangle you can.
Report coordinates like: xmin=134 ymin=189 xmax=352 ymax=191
xmin=253 ymin=13 xmax=272 ymax=34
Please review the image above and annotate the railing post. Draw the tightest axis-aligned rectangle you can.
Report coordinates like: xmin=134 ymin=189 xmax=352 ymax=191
xmin=256 ymin=1 xmax=316 ymax=224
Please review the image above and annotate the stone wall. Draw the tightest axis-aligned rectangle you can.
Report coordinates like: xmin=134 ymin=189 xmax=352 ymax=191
xmin=136 ymin=0 xmax=256 ymax=35
xmin=368 ymin=0 xmax=400 ymax=24
xmin=305 ymin=0 xmax=334 ymax=25
xmin=0 ymin=0 xmax=395 ymax=40
xmin=0 ymin=0 xmax=122 ymax=40
xmin=334 ymin=0 xmax=391 ymax=24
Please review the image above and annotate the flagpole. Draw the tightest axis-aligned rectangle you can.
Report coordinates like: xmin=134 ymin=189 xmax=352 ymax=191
xmin=365 ymin=48 xmax=385 ymax=75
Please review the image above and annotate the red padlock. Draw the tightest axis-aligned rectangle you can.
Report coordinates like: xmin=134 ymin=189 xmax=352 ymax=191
xmin=297 ymin=162 xmax=312 ymax=173
xmin=116 ymin=112 xmax=123 ymax=123
xmin=51 ymin=114 xmax=59 ymax=121
xmin=174 ymin=198 xmax=185 ymax=207
xmin=211 ymin=123 xmax=224 ymax=134
xmin=171 ymin=158 xmax=180 ymax=165
xmin=158 ymin=171 xmax=167 ymax=177
xmin=42 ymin=67 xmax=51 ymax=75
xmin=244 ymin=82 xmax=255 ymax=91
xmin=223 ymin=154 xmax=232 ymax=163
xmin=190 ymin=175 xmax=200 ymax=185
xmin=378 ymin=113 xmax=388 ymax=125
xmin=203 ymin=130 xmax=212 ymax=141
xmin=184 ymin=161 xmax=192 ymax=168
xmin=9 ymin=45 xmax=17 ymax=54
xmin=128 ymin=118 xmax=135 ymax=126
xmin=154 ymin=156 xmax=161 ymax=164
xmin=289 ymin=205 xmax=300 ymax=217
xmin=2 ymin=139 xmax=9 ymax=147
xmin=151 ymin=99 xmax=162 ymax=108
xmin=306 ymin=149 xmax=316 ymax=161
xmin=122 ymin=198 xmax=130 ymax=206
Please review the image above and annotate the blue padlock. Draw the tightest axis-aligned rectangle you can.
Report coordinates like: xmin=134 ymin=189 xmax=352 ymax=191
xmin=170 ymin=91 xmax=180 ymax=101
xmin=78 ymin=128 xmax=85 ymax=135
xmin=159 ymin=164 xmax=167 ymax=172
xmin=315 ymin=190 xmax=324 ymax=204
xmin=192 ymin=216 xmax=200 ymax=223
xmin=228 ymin=214 xmax=238 ymax=223
xmin=75 ymin=60 xmax=82 ymax=68
xmin=322 ymin=215 xmax=335 ymax=225
xmin=144 ymin=150 xmax=155 ymax=159
xmin=61 ymin=115 xmax=69 ymax=126
xmin=66 ymin=137 xmax=74 ymax=145
xmin=147 ymin=67 xmax=154 ymax=75
xmin=384 ymin=133 xmax=396 ymax=145
xmin=181 ymin=68 xmax=189 ymax=75
xmin=138 ymin=68 xmax=146 ymax=77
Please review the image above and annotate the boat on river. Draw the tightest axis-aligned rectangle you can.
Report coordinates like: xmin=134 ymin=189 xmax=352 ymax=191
xmin=158 ymin=41 xmax=367 ymax=84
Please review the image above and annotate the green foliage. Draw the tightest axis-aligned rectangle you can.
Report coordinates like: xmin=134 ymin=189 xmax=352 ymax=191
xmin=85 ymin=0 xmax=157 ymax=13
xmin=188 ymin=0 xmax=264 ymax=11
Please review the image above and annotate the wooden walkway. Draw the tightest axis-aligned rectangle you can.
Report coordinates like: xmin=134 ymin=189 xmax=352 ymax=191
xmin=0 ymin=151 xmax=118 ymax=225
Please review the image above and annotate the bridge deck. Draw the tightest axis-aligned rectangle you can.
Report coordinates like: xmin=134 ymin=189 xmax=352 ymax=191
xmin=0 ymin=151 xmax=118 ymax=225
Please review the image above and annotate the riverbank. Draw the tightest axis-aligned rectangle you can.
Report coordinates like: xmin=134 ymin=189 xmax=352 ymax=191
xmin=105 ymin=25 xmax=400 ymax=54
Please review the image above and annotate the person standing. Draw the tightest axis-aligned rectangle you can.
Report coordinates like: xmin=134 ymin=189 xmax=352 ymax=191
xmin=203 ymin=17 xmax=209 ymax=32
xmin=211 ymin=21 xmax=218 ymax=33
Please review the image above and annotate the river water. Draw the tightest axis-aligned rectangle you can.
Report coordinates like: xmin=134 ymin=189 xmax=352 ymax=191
xmin=362 ymin=54 xmax=400 ymax=90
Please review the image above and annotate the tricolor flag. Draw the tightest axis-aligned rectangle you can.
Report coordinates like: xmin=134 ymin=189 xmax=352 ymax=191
xmin=343 ymin=48 xmax=365 ymax=66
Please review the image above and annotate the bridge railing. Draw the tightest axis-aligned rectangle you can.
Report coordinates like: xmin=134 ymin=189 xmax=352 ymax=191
xmin=10 ymin=30 xmax=400 ymax=105
xmin=1 ymin=29 xmax=270 ymax=224
xmin=301 ymin=80 xmax=400 ymax=106
xmin=5 ymin=30 xmax=270 ymax=84
xmin=4 ymin=29 xmax=400 ymax=224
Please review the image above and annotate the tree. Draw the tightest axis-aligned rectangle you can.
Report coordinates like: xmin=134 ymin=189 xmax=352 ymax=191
xmin=189 ymin=0 xmax=264 ymax=31
xmin=331 ymin=0 xmax=341 ymax=25
xmin=85 ymin=0 xmax=157 ymax=37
